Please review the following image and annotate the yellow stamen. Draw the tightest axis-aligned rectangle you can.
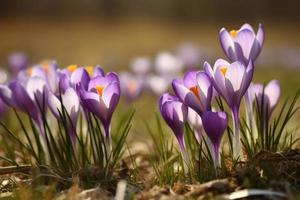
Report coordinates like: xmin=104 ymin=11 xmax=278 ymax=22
xmin=67 ymin=64 xmax=78 ymax=73
xmin=230 ymin=30 xmax=238 ymax=38
xmin=42 ymin=62 xmax=50 ymax=73
xmin=220 ymin=66 xmax=228 ymax=76
xmin=95 ymin=85 xmax=104 ymax=97
xmin=128 ymin=80 xmax=137 ymax=93
xmin=27 ymin=67 xmax=33 ymax=76
xmin=190 ymin=86 xmax=200 ymax=100
xmin=84 ymin=66 xmax=94 ymax=76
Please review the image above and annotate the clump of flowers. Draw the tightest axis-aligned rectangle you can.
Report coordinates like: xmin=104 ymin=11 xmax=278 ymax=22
xmin=0 ymin=61 xmax=133 ymax=182
xmin=158 ymin=23 xmax=299 ymax=177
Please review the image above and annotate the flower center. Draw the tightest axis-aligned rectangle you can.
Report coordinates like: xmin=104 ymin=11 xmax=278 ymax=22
xmin=220 ymin=67 xmax=228 ymax=76
xmin=95 ymin=85 xmax=104 ymax=97
xmin=190 ymin=86 xmax=200 ymax=100
xmin=67 ymin=65 xmax=78 ymax=73
xmin=84 ymin=66 xmax=94 ymax=76
xmin=42 ymin=61 xmax=50 ymax=74
xmin=230 ymin=30 xmax=238 ymax=38
xmin=27 ymin=67 xmax=33 ymax=76
xmin=128 ymin=80 xmax=137 ymax=93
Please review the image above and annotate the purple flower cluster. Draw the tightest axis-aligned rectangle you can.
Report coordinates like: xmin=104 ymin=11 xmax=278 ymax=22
xmin=0 ymin=61 xmax=120 ymax=148
xmin=159 ymin=23 xmax=276 ymax=166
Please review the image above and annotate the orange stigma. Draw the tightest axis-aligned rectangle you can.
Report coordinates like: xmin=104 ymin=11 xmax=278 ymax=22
xmin=220 ymin=67 xmax=228 ymax=76
xmin=190 ymin=86 xmax=200 ymax=100
xmin=27 ymin=67 xmax=33 ymax=76
xmin=67 ymin=64 xmax=78 ymax=73
xmin=128 ymin=80 xmax=137 ymax=93
xmin=42 ymin=61 xmax=50 ymax=73
xmin=95 ymin=85 xmax=104 ymax=96
xmin=230 ymin=30 xmax=238 ymax=38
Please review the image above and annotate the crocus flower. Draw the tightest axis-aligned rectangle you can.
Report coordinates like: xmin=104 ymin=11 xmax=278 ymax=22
xmin=220 ymin=23 xmax=264 ymax=64
xmin=48 ymin=87 xmax=80 ymax=143
xmin=204 ymin=59 xmax=254 ymax=158
xmin=202 ymin=111 xmax=228 ymax=168
xmin=246 ymin=80 xmax=280 ymax=119
xmin=177 ymin=43 xmax=201 ymax=68
xmin=155 ymin=52 xmax=183 ymax=76
xmin=17 ymin=60 xmax=58 ymax=93
xmin=8 ymin=53 xmax=28 ymax=74
xmin=78 ymin=73 xmax=120 ymax=148
xmin=159 ymin=93 xmax=189 ymax=163
xmin=130 ymin=57 xmax=151 ymax=75
xmin=0 ymin=77 xmax=48 ymax=134
xmin=60 ymin=65 xmax=104 ymax=90
xmin=172 ymin=71 xmax=212 ymax=116
xmin=146 ymin=74 xmax=169 ymax=96
xmin=70 ymin=67 xmax=91 ymax=90
xmin=119 ymin=72 xmax=144 ymax=102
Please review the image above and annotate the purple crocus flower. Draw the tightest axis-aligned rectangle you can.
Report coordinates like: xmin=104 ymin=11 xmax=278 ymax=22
xmin=155 ymin=52 xmax=183 ymax=76
xmin=130 ymin=57 xmax=151 ymax=75
xmin=8 ymin=53 xmax=28 ymax=75
xmin=204 ymin=59 xmax=254 ymax=158
xmin=146 ymin=74 xmax=169 ymax=96
xmin=247 ymin=80 xmax=280 ymax=118
xmin=119 ymin=72 xmax=144 ymax=102
xmin=61 ymin=65 xmax=104 ymax=91
xmin=48 ymin=87 xmax=80 ymax=143
xmin=220 ymin=23 xmax=264 ymax=64
xmin=78 ymin=73 xmax=120 ymax=147
xmin=202 ymin=111 xmax=228 ymax=168
xmin=172 ymin=71 xmax=213 ymax=116
xmin=16 ymin=60 xmax=58 ymax=93
xmin=177 ymin=43 xmax=202 ymax=68
xmin=159 ymin=93 xmax=189 ymax=163
xmin=0 ymin=77 xmax=48 ymax=134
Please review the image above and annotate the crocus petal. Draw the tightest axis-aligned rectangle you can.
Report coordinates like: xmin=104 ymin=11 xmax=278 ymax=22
xmin=58 ymin=72 xmax=70 ymax=93
xmin=202 ymin=111 xmax=228 ymax=146
xmin=196 ymin=72 xmax=213 ymax=111
xmin=160 ymin=93 xmax=188 ymax=141
xmin=26 ymin=76 xmax=48 ymax=100
xmin=102 ymin=81 xmax=120 ymax=114
xmin=0 ymin=85 xmax=15 ymax=106
xmin=10 ymin=81 xmax=39 ymax=121
xmin=256 ymin=23 xmax=265 ymax=47
xmin=172 ymin=79 xmax=201 ymax=113
xmin=88 ymin=73 xmax=119 ymax=91
xmin=239 ymin=61 xmax=254 ymax=97
xmin=93 ymin=65 xmax=105 ymax=77
xmin=219 ymin=28 xmax=236 ymax=61
xmin=71 ymin=68 xmax=90 ymax=89
xmin=265 ymin=80 xmax=280 ymax=110
xmin=48 ymin=92 xmax=61 ymax=118
xmin=225 ymin=61 xmax=245 ymax=92
xmin=62 ymin=88 xmax=80 ymax=124
xmin=240 ymin=23 xmax=254 ymax=32
xmin=234 ymin=29 xmax=256 ymax=63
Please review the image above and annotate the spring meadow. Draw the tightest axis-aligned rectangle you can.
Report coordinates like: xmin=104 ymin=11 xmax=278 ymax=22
xmin=0 ymin=1 xmax=300 ymax=200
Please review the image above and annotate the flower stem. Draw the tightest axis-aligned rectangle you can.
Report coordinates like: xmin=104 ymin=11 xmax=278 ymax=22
xmin=104 ymin=124 xmax=112 ymax=157
xmin=232 ymin=106 xmax=240 ymax=159
xmin=213 ymin=144 xmax=221 ymax=169
xmin=244 ymin=94 xmax=258 ymax=141
xmin=178 ymin=137 xmax=191 ymax=171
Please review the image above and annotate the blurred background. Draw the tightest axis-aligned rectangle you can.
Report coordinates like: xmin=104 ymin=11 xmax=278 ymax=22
xmin=0 ymin=0 xmax=299 ymax=137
